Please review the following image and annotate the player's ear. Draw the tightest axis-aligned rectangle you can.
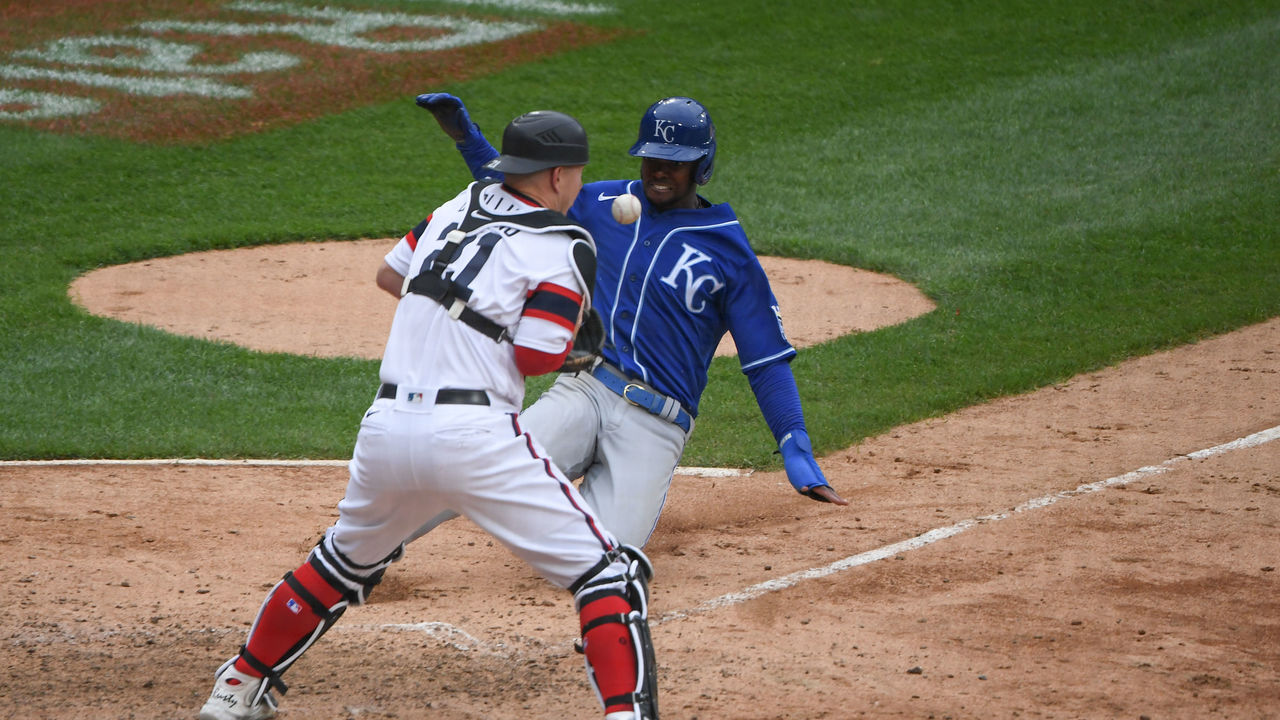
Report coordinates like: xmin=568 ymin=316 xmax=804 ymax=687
xmin=547 ymin=166 xmax=570 ymax=208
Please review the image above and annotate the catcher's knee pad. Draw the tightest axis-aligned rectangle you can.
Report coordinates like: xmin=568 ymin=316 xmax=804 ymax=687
xmin=311 ymin=529 xmax=405 ymax=606
xmin=572 ymin=544 xmax=659 ymax=720
xmin=237 ymin=534 xmax=404 ymax=701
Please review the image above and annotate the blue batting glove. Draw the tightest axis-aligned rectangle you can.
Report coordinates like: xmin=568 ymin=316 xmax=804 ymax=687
xmin=416 ymin=92 xmax=499 ymax=181
xmin=415 ymin=92 xmax=480 ymax=144
xmin=779 ymin=429 xmax=845 ymax=504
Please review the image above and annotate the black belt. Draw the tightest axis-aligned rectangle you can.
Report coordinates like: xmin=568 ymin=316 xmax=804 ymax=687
xmin=589 ymin=363 xmax=692 ymax=433
xmin=377 ymin=383 xmax=489 ymax=406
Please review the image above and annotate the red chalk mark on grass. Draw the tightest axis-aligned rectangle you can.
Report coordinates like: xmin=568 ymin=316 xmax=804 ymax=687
xmin=2 ymin=1 xmax=627 ymax=143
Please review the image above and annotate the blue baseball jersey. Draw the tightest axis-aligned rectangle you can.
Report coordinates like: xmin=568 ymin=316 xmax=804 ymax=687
xmin=570 ymin=179 xmax=795 ymax=416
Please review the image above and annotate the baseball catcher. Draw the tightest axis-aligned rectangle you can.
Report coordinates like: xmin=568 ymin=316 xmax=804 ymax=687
xmin=199 ymin=108 xmax=660 ymax=720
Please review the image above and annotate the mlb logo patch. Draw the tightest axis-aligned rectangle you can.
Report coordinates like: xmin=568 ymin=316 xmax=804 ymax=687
xmin=407 ymin=392 xmax=425 ymax=403
xmin=286 ymin=598 xmax=302 ymax=615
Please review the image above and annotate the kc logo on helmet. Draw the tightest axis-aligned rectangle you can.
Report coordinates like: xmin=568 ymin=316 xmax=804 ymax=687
xmin=652 ymin=118 xmax=676 ymax=142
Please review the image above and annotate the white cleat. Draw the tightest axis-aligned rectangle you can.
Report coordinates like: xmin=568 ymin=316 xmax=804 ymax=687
xmin=198 ymin=661 xmax=278 ymax=720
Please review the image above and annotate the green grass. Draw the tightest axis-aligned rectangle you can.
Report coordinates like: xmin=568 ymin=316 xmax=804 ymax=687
xmin=2 ymin=0 xmax=1277 ymax=466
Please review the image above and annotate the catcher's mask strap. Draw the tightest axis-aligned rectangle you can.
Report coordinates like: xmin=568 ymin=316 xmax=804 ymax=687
xmin=404 ymin=181 xmax=591 ymax=346
xmin=590 ymin=362 xmax=692 ymax=433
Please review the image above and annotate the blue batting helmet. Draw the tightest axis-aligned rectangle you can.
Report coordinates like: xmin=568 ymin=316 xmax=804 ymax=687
xmin=628 ymin=97 xmax=716 ymax=185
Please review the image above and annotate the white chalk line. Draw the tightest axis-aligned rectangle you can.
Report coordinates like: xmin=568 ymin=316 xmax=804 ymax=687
xmin=363 ymin=423 xmax=1279 ymax=652
xmin=355 ymin=621 xmax=515 ymax=656
xmin=653 ymin=423 xmax=1280 ymax=624
xmin=0 ymin=457 xmax=748 ymax=478
xmin=0 ymin=457 xmax=352 ymax=468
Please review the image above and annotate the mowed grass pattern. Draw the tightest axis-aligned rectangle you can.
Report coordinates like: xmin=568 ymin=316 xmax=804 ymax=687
xmin=1 ymin=0 xmax=1277 ymax=463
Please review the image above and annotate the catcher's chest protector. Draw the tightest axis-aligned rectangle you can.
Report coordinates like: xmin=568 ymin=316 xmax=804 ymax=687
xmin=405 ymin=181 xmax=595 ymax=343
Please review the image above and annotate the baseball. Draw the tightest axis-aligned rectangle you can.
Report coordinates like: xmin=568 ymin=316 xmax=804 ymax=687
xmin=611 ymin=193 xmax=641 ymax=224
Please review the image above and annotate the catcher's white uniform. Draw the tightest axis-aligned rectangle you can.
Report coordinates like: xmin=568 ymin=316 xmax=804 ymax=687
xmin=341 ymin=180 xmax=615 ymax=586
xmin=200 ymin=175 xmax=660 ymax=720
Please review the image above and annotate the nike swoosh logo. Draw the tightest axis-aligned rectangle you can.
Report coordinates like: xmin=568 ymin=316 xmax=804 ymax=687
xmin=597 ymin=193 xmax=620 ymax=201
xmin=470 ymin=210 xmax=491 ymax=221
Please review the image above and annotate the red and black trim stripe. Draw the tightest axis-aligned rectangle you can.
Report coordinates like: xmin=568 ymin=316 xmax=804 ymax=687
xmin=403 ymin=215 xmax=431 ymax=252
xmin=523 ymin=282 xmax=582 ymax=331
xmin=509 ymin=413 xmax=612 ymax=552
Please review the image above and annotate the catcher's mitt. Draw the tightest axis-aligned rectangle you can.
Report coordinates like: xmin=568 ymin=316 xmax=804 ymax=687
xmin=559 ymin=307 xmax=604 ymax=372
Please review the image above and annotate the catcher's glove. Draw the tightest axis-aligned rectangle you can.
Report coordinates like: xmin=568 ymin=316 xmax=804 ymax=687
xmin=559 ymin=307 xmax=604 ymax=372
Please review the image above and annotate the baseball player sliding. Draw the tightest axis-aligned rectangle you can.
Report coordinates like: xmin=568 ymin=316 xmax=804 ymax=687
xmin=200 ymin=111 xmax=660 ymax=720
xmin=389 ymin=94 xmax=847 ymax=549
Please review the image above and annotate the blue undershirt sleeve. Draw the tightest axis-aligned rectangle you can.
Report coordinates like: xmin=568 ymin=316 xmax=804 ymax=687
xmin=744 ymin=359 xmax=806 ymax=443
xmin=457 ymin=132 xmax=501 ymax=182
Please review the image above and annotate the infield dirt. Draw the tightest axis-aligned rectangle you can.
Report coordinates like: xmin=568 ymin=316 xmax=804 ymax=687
xmin=3 ymin=245 xmax=1277 ymax=719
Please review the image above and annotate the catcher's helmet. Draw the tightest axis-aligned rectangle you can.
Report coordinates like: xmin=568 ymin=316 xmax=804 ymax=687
xmin=484 ymin=110 xmax=588 ymax=174
xmin=628 ymin=97 xmax=716 ymax=185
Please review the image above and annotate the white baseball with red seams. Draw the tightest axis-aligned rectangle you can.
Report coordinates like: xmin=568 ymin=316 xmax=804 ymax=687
xmin=611 ymin=193 xmax=641 ymax=224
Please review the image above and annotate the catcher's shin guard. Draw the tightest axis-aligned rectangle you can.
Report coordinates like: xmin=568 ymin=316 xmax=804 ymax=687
xmin=235 ymin=532 xmax=404 ymax=701
xmin=572 ymin=545 xmax=659 ymax=720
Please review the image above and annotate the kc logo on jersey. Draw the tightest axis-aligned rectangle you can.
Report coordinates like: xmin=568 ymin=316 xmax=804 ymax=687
xmin=772 ymin=304 xmax=790 ymax=343
xmin=660 ymin=243 xmax=725 ymax=313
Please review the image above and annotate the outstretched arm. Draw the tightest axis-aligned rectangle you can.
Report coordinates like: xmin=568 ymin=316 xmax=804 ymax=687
xmin=416 ymin=92 xmax=501 ymax=181
xmin=745 ymin=360 xmax=849 ymax=505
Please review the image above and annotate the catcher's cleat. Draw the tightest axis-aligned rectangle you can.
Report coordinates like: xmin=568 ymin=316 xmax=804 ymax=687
xmin=198 ymin=661 xmax=278 ymax=720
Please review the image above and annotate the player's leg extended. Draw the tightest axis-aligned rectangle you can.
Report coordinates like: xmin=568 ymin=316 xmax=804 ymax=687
xmin=573 ymin=546 xmax=660 ymax=720
xmin=199 ymin=532 xmax=404 ymax=720
xmin=519 ymin=371 xmax=603 ymax=480
xmin=455 ymin=413 xmax=659 ymax=719
xmin=579 ymin=382 xmax=688 ymax=547
xmin=200 ymin=406 xmax=426 ymax=720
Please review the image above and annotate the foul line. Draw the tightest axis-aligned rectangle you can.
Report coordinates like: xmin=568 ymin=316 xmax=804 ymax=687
xmin=0 ymin=457 xmax=748 ymax=478
xmin=654 ymin=423 xmax=1280 ymax=624
xmin=370 ymin=424 xmax=1279 ymax=651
